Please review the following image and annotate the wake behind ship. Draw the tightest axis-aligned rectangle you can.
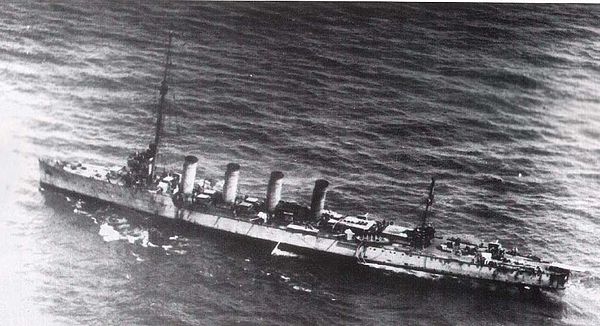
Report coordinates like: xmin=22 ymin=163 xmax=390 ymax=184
xmin=39 ymin=35 xmax=573 ymax=292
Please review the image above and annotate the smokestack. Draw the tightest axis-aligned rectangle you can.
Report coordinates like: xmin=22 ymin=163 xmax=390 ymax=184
xmin=222 ymin=163 xmax=240 ymax=204
xmin=310 ymin=179 xmax=329 ymax=218
xmin=266 ymin=171 xmax=284 ymax=213
xmin=181 ymin=155 xmax=198 ymax=197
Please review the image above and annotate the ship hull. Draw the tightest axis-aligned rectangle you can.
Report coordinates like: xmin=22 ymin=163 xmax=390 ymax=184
xmin=39 ymin=159 xmax=357 ymax=258
xmin=39 ymin=159 xmax=569 ymax=291
xmin=358 ymin=247 xmax=567 ymax=291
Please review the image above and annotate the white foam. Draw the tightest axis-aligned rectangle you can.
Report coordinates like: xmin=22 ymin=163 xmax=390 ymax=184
xmin=292 ymin=285 xmax=312 ymax=293
xmin=359 ymin=261 xmax=441 ymax=280
xmin=560 ymin=277 xmax=600 ymax=324
xmin=131 ymin=252 xmax=144 ymax=262
xmin=98 ymin=223 xmax=124 ymax=242
xmin=139 ymin=230 xmax=149 ymax=247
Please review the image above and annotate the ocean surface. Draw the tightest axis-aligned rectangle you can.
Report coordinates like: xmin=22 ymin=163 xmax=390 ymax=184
xmin=0 ymin=2 xmax=599 ymax=325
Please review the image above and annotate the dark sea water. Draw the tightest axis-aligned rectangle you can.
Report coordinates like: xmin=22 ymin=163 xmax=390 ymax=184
xmin=1 ymin=2 xmax=599 ymax=325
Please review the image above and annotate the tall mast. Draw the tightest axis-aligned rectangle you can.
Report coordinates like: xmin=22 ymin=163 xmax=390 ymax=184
xmin=150 ymin=33 xmax=173 ymax=181
xmin=421 ymin=177 xmax=435 ymax=226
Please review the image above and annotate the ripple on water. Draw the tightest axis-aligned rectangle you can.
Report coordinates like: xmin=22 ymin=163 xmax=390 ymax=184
xmin=1 ymin=1 xmax=600 ymax=325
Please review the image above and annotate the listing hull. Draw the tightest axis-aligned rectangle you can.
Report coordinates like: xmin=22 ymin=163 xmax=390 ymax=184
xmin=39 ymin=158 xmax=570 ymax=291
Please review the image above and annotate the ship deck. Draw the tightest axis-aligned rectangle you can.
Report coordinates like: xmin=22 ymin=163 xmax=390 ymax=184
xmin=44 ymin=159 xmax=558 ymax=274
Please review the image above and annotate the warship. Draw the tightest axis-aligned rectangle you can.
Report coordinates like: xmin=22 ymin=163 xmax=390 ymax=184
xmin=39 ymin=35 xmax=573 ymax=292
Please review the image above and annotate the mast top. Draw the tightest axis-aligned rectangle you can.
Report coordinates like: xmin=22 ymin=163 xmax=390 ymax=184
xmin=159 ymin=33 xmax=172 ymax=96
xmin=421 ymin=177 xmax=436 ymax=226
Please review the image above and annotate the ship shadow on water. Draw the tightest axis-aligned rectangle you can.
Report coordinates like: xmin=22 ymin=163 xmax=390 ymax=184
xmin=41 ymin=186 xmax=568 ymax=313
